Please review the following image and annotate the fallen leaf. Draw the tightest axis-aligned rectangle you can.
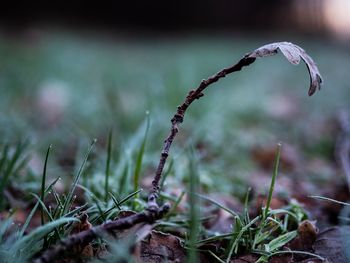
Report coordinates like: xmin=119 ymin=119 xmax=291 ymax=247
xmin=292 ymin=220 xmax=318 ymax=248
xmin=71 ymin=213 xmax=92 ymax=234
xmin=136 ymin=230 xmax=186 ymax=263
xmin=70 ymin=213 xmax=94 ymax=258
xmin=313 ymin=226 xmax=350 ymax=263
xmin=247 ymin=42 xmax=323 ymax=96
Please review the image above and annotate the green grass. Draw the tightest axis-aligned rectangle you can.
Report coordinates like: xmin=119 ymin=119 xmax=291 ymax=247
xmin=104 ymin=129 xmax=113 ymax=203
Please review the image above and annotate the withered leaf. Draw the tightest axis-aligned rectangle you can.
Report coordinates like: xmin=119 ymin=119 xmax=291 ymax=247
xmin=247 ymin=42 xmax=323 ymax=96
xmin=137 ymin=230 xmax=186 ymax=263
xmin=313 ymin=226 xmax=350 ymax=263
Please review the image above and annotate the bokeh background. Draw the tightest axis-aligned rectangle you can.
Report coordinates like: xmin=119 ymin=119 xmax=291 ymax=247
xmin=1 ymin=0 xmax=350 ymax=201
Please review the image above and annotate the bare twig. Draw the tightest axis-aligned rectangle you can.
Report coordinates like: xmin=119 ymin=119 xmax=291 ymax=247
xmin=149 ymin=41 xmax=322 ymax=201
xmin=33 ymin=204 xmax=170 ymax=263
xmin=149 ymin=56 xmax=256 ymax=200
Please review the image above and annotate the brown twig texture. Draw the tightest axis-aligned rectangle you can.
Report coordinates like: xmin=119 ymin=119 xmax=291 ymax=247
xmin=149 ymin=55 xmax=256 ymax=199
xmin=150 ymin=41 xmax=322 ymax=199
xmin=33 ymin=204 xmax=170 ymax=263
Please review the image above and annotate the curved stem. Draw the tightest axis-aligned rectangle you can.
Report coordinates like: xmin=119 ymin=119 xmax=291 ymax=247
xmin=149 ymin=55 xmax=256 ymax=199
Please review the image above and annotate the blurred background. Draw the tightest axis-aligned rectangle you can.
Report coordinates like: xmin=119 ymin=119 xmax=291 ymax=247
xmin=1 ymin=0 xmax=350 ymax=202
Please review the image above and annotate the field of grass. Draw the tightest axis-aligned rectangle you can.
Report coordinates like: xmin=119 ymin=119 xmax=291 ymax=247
xmin=1 ymin=30 xmax=350 ymax=262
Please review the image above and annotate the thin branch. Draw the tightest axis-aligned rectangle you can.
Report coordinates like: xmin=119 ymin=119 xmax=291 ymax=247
xmin=149 ymin=41 xmax=322 ymax=200
xmin=149 ymin=55 xmax=256 ymax=199
xmin=33 ymin=204 xmax=170 ymax=263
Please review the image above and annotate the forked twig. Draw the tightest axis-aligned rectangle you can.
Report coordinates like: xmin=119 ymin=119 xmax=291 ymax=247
xmin=33 ymin=204 xmax=170 ymax=263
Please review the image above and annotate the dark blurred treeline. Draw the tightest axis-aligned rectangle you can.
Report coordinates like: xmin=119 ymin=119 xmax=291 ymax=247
xmin=0 ymin=0 xmax=327 ymax=35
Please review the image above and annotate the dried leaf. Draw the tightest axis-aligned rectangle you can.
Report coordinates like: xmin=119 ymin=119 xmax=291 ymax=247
xmin=70 ymin=213 xmax=94 ymax=258
xmin=313 ymin=226 xmax=350 ymax=263
xmin=137 ymin=230 xmax=186 ymax=263
xmin=248 ymin=42 xmax=323 ymax=96
xmin=286 ymin=220 xmax=319 ymax=262
xmin=298 ymin=220 xmax=318 ymax=240
xmin=70 ymin=213 xmax=92 ymax=234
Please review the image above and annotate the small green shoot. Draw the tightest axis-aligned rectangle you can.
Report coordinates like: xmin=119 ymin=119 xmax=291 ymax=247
xmin=40 ymin=144 xmax=52 ymax=247
xmin=226 ymin=216 xmax=260 ymax=262
xmin=62 ymin=139 xmax=96 ymax=215
xmin=133 ymin=112 xmax=150 ymax=198
xmin=118 ymin=161 xmax=130 ymax=197
xmin=105 ymin=129 xmax=113 ymax=203
xmin=263 ymin=142 xmax=282 ymax=220
xmin=166 ymin=190 xmax=185 ymax=218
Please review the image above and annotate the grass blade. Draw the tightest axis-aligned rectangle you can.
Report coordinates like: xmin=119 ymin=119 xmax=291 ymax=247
xmin=18 ymin=176 xmax=61 ymax=238
xmin=208 ymin=250 xmax=225 ymax=263
xmin=109 ymin=192 xmax=121 ymax=210
xmin=118 ymin=161 xmax=130 ymax=197
xmin=41 ymin=145 xmax=52 ymax=227
xmin=195 ymin=193 xmax=240 ymax=218
xmin=264 ymin=143 xmax=282 ymax=220
xmin=195 ymin=233 xmax=235 ymax=245
xmin=12 ymin=217 xmax=79 ymax=260
xmin=62 ymin=139 xmax=96 ymax=215
xmin=118 ymin=188 xmax=143 ymax=206
xmin=133 ymin=112 xmax=150 ymax=195
xmin=270 ymin=250 xmax=325 ymax=261
xmin=4 ymin=141 xmax=28 ymax=177
xmin=105 ymin=129 xmax=113 ymax=202
xmin=0 ymin=141 xmax=29 ymax=208
xmin=309 ymin=195 xmax=350 ymax=206
xmin=268 ymin=230 xmax=297 ymax=252
xmin=18 ymin=202 xmax=40 ymax=238
xmin=166 ymin=190 xmax=185 ymax=218
xmin=226 ymin=216 xmax=259 ymax=263
xmin=0 ymin=144 xmax=9 ymax=173
xmin=90 ymin=189 xmax=143 ymax=224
